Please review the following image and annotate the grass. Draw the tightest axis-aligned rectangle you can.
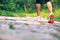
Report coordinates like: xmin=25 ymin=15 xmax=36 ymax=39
xmin=0 ymin=9 xmax=60 ymax=22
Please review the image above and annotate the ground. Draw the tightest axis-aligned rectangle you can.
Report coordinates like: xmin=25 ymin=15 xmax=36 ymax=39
xmin=0 ymin=16 xmax=60 ymax=40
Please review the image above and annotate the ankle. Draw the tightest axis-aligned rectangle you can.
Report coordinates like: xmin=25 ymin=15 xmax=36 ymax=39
xmin=50 ymin=12 xmax=54 ymax=15
xmin=37 ymin=16 xmax=40 ymax=17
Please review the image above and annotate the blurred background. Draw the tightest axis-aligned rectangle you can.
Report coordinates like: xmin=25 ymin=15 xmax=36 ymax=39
xmin=0 ymin=0 xmax=60 ymax=21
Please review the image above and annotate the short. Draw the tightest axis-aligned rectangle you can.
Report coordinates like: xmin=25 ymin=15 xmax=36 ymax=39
xmin=36 ymin=0 xmax=50 ymax=4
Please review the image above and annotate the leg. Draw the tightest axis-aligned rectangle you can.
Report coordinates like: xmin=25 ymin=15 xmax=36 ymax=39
xmin=46 ymin=1 xmax=53 ymax=14
xmin=36 ymin=0 xmax=41 ymax=21
xmin=46 ymin=1 xmax=54 ymax=23
xmin=36 ymin=4 xmax=41 ymax=16
xmin=36 ymin=4 xmax=41 ymax=21
xmin=36 ymin=0 xmax=41 ymax=17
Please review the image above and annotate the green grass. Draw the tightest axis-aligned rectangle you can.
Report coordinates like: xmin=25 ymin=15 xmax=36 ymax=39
xmin=0 ymin=10 xmax=37 ymax=17
xmin=39 ymin=9 xmax=60 ymax=22
xmin=0 ymin=9 xmax=60 ymax=22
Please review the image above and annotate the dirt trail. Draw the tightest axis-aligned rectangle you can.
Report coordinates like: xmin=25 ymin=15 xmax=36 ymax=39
xmin=0 ymin=16 xmax=60 ymax=40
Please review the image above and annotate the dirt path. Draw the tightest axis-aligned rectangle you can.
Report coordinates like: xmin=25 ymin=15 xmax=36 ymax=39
xmin=0 ymin=16 xmax=60 ymax=40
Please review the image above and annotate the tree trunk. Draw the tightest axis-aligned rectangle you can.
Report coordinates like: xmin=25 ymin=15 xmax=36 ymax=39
xmin=24 ymin=4 xmax=27 ymax=13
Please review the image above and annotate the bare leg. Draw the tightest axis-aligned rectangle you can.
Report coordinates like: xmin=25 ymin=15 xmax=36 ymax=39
xmin=36 ymin=4 xmax=41 ymax=16
xmin=36 ymin=4 xmax=41 ymax=21
xmin=46 ymin=2 xmax=54 ymax=14
xmin=46 ymin=2 xmax=54 ymax=23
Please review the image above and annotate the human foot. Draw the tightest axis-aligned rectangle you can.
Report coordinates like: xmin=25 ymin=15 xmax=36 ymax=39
xmin=36 ymin=16 xmax=42 ymax=21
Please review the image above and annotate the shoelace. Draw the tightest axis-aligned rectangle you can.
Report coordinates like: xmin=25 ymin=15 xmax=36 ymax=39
xmin=50 ymin=14 xmax=54 ymax=20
